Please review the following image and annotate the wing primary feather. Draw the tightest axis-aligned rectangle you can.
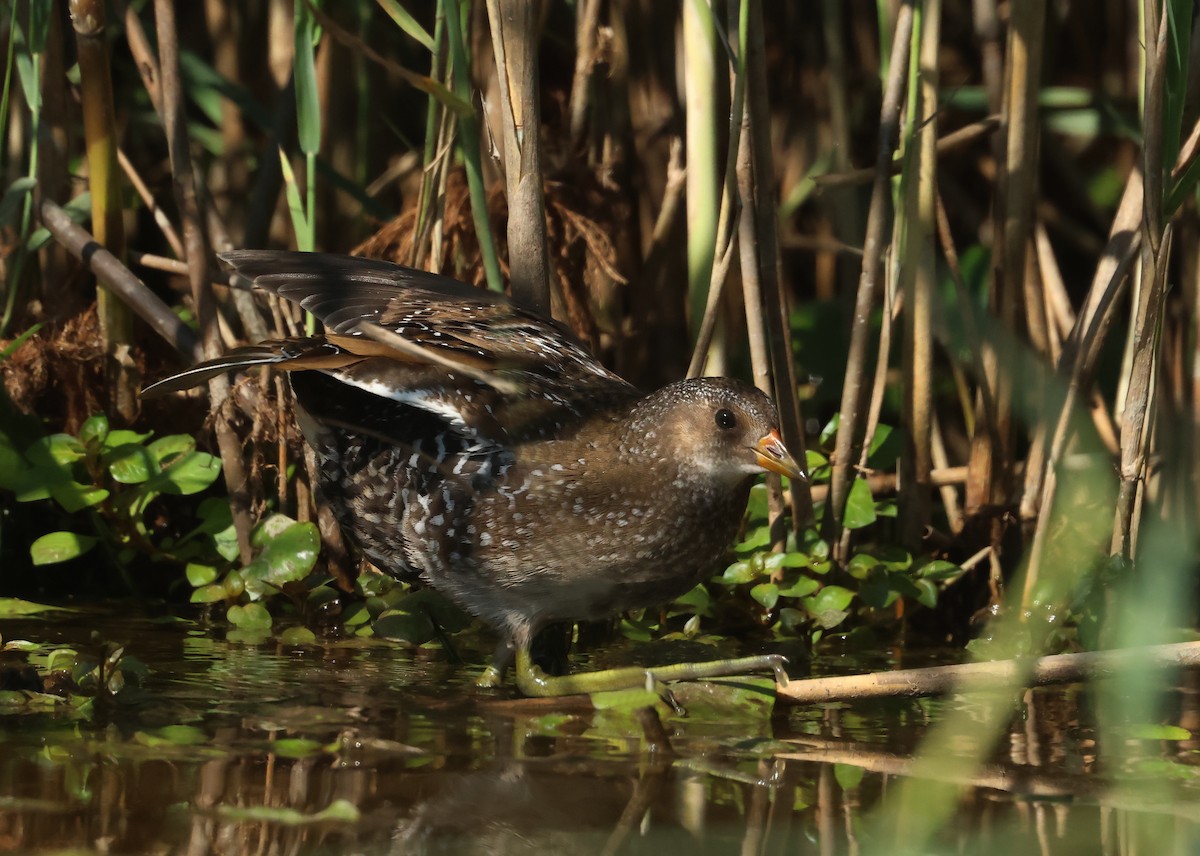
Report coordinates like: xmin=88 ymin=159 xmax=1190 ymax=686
xmin=351 ymin=321 xmax=523 ymax=395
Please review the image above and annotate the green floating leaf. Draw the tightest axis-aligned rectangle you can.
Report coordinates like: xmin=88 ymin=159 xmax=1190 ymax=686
xmin=45 ymin=647 xmax=78 ymax=672
xmin=228 ymin=602 xmax=272 ymax=630
xmin=135 ymin=724 xmax=210 ymax=747
xmin=279 ymin=626 xmax=317 ymax=646
xmin=30 ymin=531 xmax=98 ymax=565
xmin=0 ymin=597 xmax=66 ymax=617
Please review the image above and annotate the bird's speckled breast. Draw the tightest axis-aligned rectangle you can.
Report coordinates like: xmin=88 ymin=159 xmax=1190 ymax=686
xmin=424 ymin=451 xmax=754 ymax=630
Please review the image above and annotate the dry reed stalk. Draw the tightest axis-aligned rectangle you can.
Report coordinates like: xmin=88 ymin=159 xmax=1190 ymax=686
xmin=898 ymin=0 xmax=940 ymax=549
xmin=69 ymin=0 xmax=135 ymax=420
xmin=154 ymin=0 xmax=253 ymax=563
xmin=829 ymin=0 xmax=914 ymax=556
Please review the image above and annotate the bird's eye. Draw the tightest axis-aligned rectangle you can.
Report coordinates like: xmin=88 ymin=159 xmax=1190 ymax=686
xmin=715 ymin=408 xmax=737 ymax=430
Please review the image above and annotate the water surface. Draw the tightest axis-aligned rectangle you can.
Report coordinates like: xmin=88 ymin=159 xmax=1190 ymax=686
xmin=2 ymin=607 xmax=1198 ymax=854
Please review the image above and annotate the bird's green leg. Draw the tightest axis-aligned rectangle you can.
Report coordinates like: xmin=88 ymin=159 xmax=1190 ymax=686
xmin=476 ymin=639 xmax=515 ymax=688
xmin=513 ymin=645 xmax=789 ymax=698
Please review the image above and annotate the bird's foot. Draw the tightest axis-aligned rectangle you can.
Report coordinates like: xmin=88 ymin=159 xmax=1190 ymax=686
xmin=475 ymin=663 xmax=505 ymax=689
xmin=513 ymin=649 xmax=789 ymax=699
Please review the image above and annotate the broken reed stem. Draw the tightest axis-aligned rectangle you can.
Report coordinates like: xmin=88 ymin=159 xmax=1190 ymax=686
xmin=485 ymin=0 xmax=551 ymax=315
xmin=776 ymin=641 xmax=1200 ymax=704
xmin=39 ymin=199 xmax=199 ymax=360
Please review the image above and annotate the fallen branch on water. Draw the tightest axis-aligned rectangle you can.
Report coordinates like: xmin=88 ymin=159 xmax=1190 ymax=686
xmin=776 ymin=641 xmax=1200 ymax=704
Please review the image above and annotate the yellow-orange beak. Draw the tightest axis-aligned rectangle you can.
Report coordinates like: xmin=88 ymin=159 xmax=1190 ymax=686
xmin=754 ymin=428 xmax=806 ymax=481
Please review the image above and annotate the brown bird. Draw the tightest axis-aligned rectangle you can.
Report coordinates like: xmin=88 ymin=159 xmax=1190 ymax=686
xmin=145 ymin=252 xmax=803 ymax=696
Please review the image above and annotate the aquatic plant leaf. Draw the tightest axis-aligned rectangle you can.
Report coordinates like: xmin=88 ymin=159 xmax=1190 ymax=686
xmin=751 ymin=582 xmax=779 ymax=609
xmin=763 ymin=552 xmax=812 ymax=572
xmin=777 ymin=575 xmax=820 ymax=598
xmin=673 ymin=583 xmax=713 ymax=616
xmin=916 ymin=559 xmax=963 ymax=582
xmin=865 ymin=424 xmax=901 ymax=469
xmin=135 ymin=725 xmax=209 ymax=747
xmin=842 ymin=478 xmax=877 ymax=530
xmin=721 ymin=559 xmax=761 ymax=585
xmin=100 ymin=430 xmax=151 ymax=451
xmin=190 ymin=584 xmax=227 ymax=604
xmin=185 ymin=563 xmax=218 ymax=587
xmin=279 ymin=627 xmax=317 ymax=645
xmin=159 ymin=451 xmax=222 ymax=495
xmin=0 ymin=598 xmax=66 ymax=616
xmin=802 ymin=585 xmax=854 ymax=629
xmin=914 ymin=579 xmax=938 ymax=608
xmin=228 ymin=602 xmax=272 ymax=630
xmin=146 ymin=434 xmax=195 ymax=464
xmin=373 ymin=609 xmax=434 ymax=644
xmin=260 ymin=522 xmax=320 ymax=586
xmin=105 ymin=443 xmax=156 ymax=484
xmin=30 ymin=531 xmax=98 ymax=565
xmin=78 ymin=413 xmax=108 ymax=447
